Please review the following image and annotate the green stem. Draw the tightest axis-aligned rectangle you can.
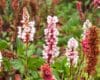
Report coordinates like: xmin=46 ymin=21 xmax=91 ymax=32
xmin=70 ymin=61 xmax=73 ymax=80
xmin=87 ymin=74 xmax=90 ymax=80
xmin=25 ymin=43 xmax=29 ymax=78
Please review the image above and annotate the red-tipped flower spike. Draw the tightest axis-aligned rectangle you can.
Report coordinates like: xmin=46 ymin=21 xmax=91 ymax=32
xmin=76 ymin=1 xmax=85 ymax=21
xmin=82 ymin=20 xmax=99 ymax=75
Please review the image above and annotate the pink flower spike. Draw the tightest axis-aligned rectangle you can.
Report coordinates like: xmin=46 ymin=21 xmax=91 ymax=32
xmin=67 ymin=37 xmax=78 ymax=49
xmin=17 ymin=7 xmax=35 ymax=43
xmin=66 ymin=37 xmax=79 ymax=66
xmin=43 ymin=15 xmax=59 ymax=63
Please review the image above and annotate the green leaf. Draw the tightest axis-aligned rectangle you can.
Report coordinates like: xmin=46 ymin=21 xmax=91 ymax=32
xmin=28 ymin=57 xmax=44 ymax=70
xmin=11 ymin=59 xmax=24 ymax=74
xmin=36 ymin=48 xmax=43 ymax=56
xmin=16 ymin=38 xmax=25 ymax=55
xmin=0 ymin=39 xmax=8 ymax=50
xmin=3 ymin=58 xmax=12 ymax=71
xmin=27 ymin=44 xmax=35 ymax=57
xmin=53 ymin=69 xmax=61 ymax=80
xmin=31 ymin=71 xmax=39 ymax=79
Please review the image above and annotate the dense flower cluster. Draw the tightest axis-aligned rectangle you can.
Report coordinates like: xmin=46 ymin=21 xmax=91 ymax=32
xmin=41 ymin=64 xmax=55 ymax=80
xmin=43 ymin=16 xmax=59 ymax=63
xmin=81 ymin=19 xmax=92 ymax=54
xmin=82 ymin=20 xmax=99 ymax=75
xmin=0 ymin=52 xmax=3 ymax=67
xmin=17 ymin=7 xmax=35 ymax=43
xmin=65 ymin=37 xmax=79 ymax=66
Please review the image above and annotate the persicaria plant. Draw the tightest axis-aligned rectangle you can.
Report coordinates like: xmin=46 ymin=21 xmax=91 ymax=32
xmin=0 ymin=0 xmax=99 ymax=80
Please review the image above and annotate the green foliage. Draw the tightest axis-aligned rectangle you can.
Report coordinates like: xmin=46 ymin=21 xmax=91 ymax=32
xmin=3 ymin=58 xmax=12 ymax=71
xmin=11 ymin=59 xmax=25 ymax=74
xmin=0 ymin=39 xmax=8 ymax=50
xmin=52 ymin=56 xmax=70 ymax=80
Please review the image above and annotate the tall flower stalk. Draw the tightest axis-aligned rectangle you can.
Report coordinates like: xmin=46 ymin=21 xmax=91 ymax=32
xmin=82 ymin=20 xmax=99 ymax=76
xmin=17 ymin=7 xmax=36 ymax=78
xmin=41 ymin=15 xmax=59 ymax=80
xmin=65 ymin=37 xmax=79 ymax=79
xmin=43 ymin=15 xmax=59 ymax=64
